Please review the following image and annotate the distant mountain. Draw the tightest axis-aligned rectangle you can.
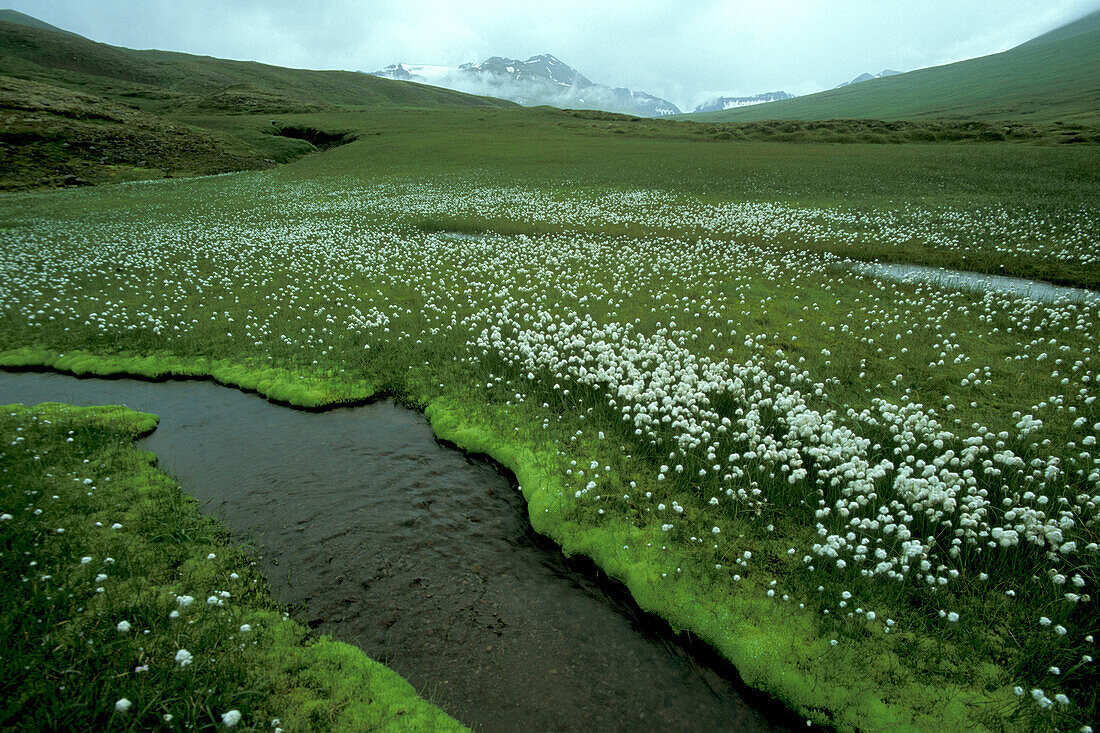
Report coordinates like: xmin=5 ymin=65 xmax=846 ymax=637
xmin=835 ymin=70 xmax=902 ymax=88
xmin=371 ymin=54 xmax=681 ymax=117
xmin=688 ymin=9 xmax=1100 ymax=124
xmin=692 ymin=91 xmax=794 ymax=113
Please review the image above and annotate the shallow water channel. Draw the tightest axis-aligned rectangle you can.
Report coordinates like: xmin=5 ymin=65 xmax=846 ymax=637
xmin=847 ymin=261 xmax=1100 ymax=305
xmin=0 ymin=371 xmax=798 ymax=733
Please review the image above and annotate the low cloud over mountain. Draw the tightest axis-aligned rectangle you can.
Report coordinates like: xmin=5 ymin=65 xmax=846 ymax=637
xmin=371 ymin=54 xmax=681 ymax=117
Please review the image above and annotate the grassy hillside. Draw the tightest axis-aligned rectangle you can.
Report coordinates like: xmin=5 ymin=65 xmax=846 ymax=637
xmin=1018 ymin=6 xmax=1100 ymax=47
xmin=0 ymin=12 xmax=516 ymax=188
xmin=0 ymin=74 xmax=277 ymax=189
xmin=0 ymin=17 xmax=516 ymax=115
xmin=0 ymin=8 xmax=76 ymax=36
xmin=691 ymin=10 xmax=1100 ymax=124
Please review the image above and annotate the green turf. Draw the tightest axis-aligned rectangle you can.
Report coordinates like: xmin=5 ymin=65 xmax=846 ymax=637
xmin=0 ymin=74 xmax=280 ymax=189
xmin=0 ymin=13 xmax=517 ymax=189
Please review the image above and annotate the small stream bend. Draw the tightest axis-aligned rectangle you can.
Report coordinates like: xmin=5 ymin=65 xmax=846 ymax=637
xmin=0 ymin=370 xmax=800 ymax=733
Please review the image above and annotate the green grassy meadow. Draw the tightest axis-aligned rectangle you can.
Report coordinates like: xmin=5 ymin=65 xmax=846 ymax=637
xmin=186 ymin=107 xmax=1100 ymax=288
xmin=2 ymin=109 xmax=1099 ymax=732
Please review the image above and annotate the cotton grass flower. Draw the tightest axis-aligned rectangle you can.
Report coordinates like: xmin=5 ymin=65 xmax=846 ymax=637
xmin=4 ymin=172 xmax=1100 ymax=727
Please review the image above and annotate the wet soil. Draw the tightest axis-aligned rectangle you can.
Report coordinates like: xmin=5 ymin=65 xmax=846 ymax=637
xmin=0 ymin=371 xmax=799 ymax=733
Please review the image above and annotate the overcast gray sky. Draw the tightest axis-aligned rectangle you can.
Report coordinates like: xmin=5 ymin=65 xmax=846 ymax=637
xmin=10 ymin=0 xmax=1100 ymax=110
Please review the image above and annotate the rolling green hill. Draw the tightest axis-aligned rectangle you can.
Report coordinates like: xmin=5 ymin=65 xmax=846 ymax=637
xmin=690 ymin=9 xmax=1100 ymax=123
xmin=0 ymin=10 xmax=515 ymax=188
xmin=0 ymin=74 xmax=276 ymax=189
xmin=1017 ymin=6 xmax=1100 ymax=47
xmin=0 ymin=9 xmax=77 ymax=36
xmin=0 ymin=14 xmax=516 ymax=114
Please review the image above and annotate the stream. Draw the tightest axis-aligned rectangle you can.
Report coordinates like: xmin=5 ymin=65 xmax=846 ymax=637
xmin=847 ymin=261 xmax=1100 ymax=305
xmin=0 ymin=370 xmax=799 ymax=733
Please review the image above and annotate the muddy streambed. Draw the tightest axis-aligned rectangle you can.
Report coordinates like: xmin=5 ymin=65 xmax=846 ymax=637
xmin=0 ymin=371 xmax=798 ymax=733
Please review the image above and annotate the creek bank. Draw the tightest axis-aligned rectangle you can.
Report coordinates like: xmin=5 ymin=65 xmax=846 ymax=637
xmin=0 ymin=347 xmax=1015 ymax=731
xmin=0 ymin=369 xmax=801 ymax=733
xmin=0 ymin=400 xmax=466 ymax=732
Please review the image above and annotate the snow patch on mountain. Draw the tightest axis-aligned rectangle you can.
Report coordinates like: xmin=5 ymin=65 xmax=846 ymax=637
xmin=370 ymin=54 xmax=681 ymax=117
xmin=692 ymin=91 xmax=794 ymax=113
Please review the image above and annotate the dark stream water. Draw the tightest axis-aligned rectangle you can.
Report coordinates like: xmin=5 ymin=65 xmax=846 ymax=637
xmin=0 ymin=371 xmax=798 ymax=733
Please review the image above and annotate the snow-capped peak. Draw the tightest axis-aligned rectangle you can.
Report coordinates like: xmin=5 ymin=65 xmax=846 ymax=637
xmin=370 ymin=54 xmax=681 ymax=116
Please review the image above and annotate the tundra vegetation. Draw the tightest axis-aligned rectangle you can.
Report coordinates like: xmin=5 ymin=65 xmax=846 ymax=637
xmin=1 ymin=109 xmax=1098 ymax=731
